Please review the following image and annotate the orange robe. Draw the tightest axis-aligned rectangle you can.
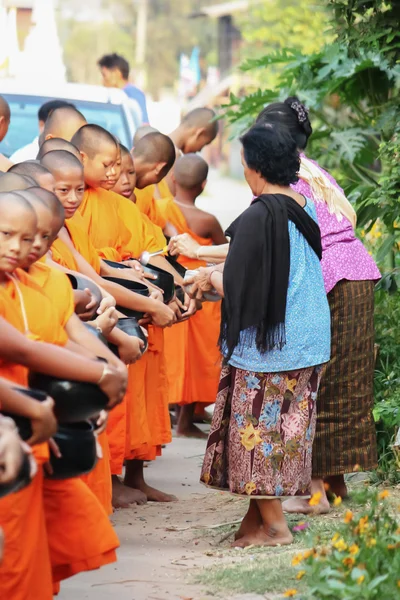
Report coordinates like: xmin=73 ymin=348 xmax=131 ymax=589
xmin=78 ymin=187 xmax=172 ymax=460
xmin=50 ymin=220 xmax=125 ymax=482
xmin=135 ymin=185 xmax=167 ymax=229
xmin=158 ymin=198 xmax=222 ymax=406
xmin=0 ymin=280 xmax=53 ymax=600
xmin=18 ymin=265 xmax=119 ymax=580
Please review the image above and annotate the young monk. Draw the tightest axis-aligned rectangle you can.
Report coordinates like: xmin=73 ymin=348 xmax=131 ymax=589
xmin=166 ymin=107 xmax=219 ymax=194
xmin=0 ymin=192 xmax=125 ymax=599
xmin=0 ymin=191 xmax=121 ymax=592
xmin=159 ymin=154 xmax=226 ymax=437
xmin=0 ymin=95 xmax=12 ymax=172
xmin=8 ymin=161 xmax=56 ymax=192
xmin=42 ymin=105 xmax=87 ymax=142
xmin=71 ymin=124 xmax=196 ymax=501
xmin=0 ymin=172 xmax=37 ymax=192
xmin=37 ymin=137 xmax=82 ymax=161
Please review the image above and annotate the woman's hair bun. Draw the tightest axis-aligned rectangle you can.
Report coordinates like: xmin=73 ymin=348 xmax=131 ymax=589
xmin=284 ymin=96 xmax=312 ymax=136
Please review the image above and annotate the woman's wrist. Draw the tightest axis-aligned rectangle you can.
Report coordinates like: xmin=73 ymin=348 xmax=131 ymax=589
xmin=195 ymin=246 xmax=204 ymax=260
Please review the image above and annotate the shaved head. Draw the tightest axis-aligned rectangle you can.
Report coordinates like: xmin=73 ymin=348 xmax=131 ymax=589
xmin=71 ymin=124 xmax=117 ymax=158
xmin=0 ymin=190 xmax=36 ymax=216
xmin=133 ymin=125 xmax=158 ymax=145
xmin=181 ymin=108 xmax=218 ymax=138
xmin=132 ymin=132 xmax=175 ymax=180
xmin=174 ymin=153 xmax=208 ymax=189
xmin=43 ymin=106 xmax=87 ymax=141
xmin=17 ymin=188 xmax=51 ymax=211
xmin=8 ymin=161 xmax=51 ymax=180
xmin=28 ymin=187 xmax=65 ymax=222
xmin=37 ymin=138 xmax=82 ymax=162
xmin=41 ymin=150 xmax=83 ymax=175
xmin=118 ymin=143 xmax=131 ymax=157
xmin=0 ymin=96 xmax=10 ymax=120
xmin=0 ymin=173 xmax=37 ymax=192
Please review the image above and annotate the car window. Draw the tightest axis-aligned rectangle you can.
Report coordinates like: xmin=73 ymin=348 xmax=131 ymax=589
xmin=0 ymin=94 xmax=131 ymax=157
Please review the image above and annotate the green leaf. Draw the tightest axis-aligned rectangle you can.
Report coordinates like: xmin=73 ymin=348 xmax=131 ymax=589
xmin=329 ymin=129 xmax=368 ymax=162
xmin=376 ymin=234 xmax=396 ymax=263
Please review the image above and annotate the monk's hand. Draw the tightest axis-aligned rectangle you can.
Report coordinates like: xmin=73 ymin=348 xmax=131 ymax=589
xmin=168 ymin=299 xmax=183 ymax=321
xmin=93 ymin=410 xmax=108 ymax=435
xmin=180 ymin=296 xmax=198 ymax=320
xmin=74 ymin=289 xmax=98 ymax=321
xmin=43 ymin=438 xmax=62 ymax=477
xmin=168 ymin=233 xmax=200 ymax=259
xmin=98 ymin=364 xmax=128 ymax=409
xmin=94 ymin=307 xmax=119 ymax=337
xmin=27 ymin=397 xmax=58 ymax=446
xmin=0 ymin=418 xmax=25 ymax=484
xmin=97 ymin=296 xmax=116 ymax=315
xmin=150 ymin=289 xmax=164 ymax=302
xmin=148 ymin=299 xmax=176 ymax=328
xmin=116 ymin=335 xmax=144 ymax=365
xmin=122 ymin=259 xmax=148 ymax=276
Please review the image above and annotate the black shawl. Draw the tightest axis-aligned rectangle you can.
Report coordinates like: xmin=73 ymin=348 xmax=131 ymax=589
xmin=220 ymin=193 xmax=322 ymax=360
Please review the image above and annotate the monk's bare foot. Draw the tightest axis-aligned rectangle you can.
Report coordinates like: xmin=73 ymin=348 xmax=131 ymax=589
xmin=232 ymin=525 xmax=293 ymax=548
xmin=136 ymin=482 xmax=178 ymax=503
xmin=324 ymin=475 xmax=349 ymax=499
xmin=176 ymin=423 xmax=208 ymax=439
xmin=112 ymin=475 xmax=147 ymax=509
xmin=282 ymin=496 xmax=330 ymax=515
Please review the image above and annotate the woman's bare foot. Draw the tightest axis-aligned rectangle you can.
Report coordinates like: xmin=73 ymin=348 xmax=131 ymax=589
xmin=123 ymin=459 xmax=178 ymax=502
xmin=234 ymin=500 xmax=262 ymax=540
xmin=232 ymin=525 xmax=293 ymax=548
xmin=282 ymin=479 xmax=330 ymax=515
xmin=324 ymin=475 xmax=349 ymax=499
xmin=112 ymin=475 xmax=147 ymax=509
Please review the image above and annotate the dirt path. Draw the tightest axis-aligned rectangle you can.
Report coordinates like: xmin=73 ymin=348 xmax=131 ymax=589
xmin=59 ymin=437 xmax=248 ymax=600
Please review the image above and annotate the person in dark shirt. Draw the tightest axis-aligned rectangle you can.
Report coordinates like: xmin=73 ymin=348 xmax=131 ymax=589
xmin=98 ymin=53 xmax=149 ymax=125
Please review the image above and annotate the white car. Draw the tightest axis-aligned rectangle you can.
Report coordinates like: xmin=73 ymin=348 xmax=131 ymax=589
xmin=0 ymin=80 xmax=141 ymax=158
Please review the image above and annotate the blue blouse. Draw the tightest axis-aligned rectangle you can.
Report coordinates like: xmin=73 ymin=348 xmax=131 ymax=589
xmin=228 ymin=200 xmax=331 ymax=373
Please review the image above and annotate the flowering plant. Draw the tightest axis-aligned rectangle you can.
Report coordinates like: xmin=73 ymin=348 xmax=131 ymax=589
xmin=290 ymin=489 xmax=400 ymax=599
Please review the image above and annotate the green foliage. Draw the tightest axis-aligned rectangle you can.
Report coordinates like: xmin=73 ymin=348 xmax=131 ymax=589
xmin=293 ymin=488 xmax=400 ymax=599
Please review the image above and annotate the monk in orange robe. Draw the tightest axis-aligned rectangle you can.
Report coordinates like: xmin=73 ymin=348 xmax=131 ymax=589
xmin=0 ymin=95 xmax=12 ymax=172
xmin=0 ymin=190 xmax=121 ymax=591
xmin=159 ymin=154 xmax=226 ymax=437
xmin=39 ymin=150 xmax=175 ymax=507
xmin=71 ymin=125 xmax=197 ymax=501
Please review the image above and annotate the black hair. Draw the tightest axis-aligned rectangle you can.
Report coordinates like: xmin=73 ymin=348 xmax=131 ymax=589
xmin=98 ymin=53 xmax=130 ymax=80
xmin=240 ymin=124 xmax=300 ymax=186
xmin=256 ymin=96 xmax=312 ymax=150
xmin=38 ymin=100 xmax=75 ymax=123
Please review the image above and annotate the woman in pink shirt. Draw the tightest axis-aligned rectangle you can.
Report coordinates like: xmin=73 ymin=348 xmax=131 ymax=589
xmin=256 ymin=98 xmax=381 ymax=513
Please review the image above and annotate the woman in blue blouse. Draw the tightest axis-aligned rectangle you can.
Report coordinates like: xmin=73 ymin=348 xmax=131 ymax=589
xmin=200 ymin=124 xmax=331 ymax=547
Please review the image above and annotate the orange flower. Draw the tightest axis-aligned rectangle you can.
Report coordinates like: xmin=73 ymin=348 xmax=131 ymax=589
xmin=292 ymin=554 xmax=304 ymax=566
xmin=296 ymin=570 xmax=306 ymax=580
xmin=284 ymin=590 xmax=298 ymax=598
xmin=333 ymin=496 xmax=342 ymax=506
xmin=344 ymin=510 xmax=354 ymax=524
xmin=309 ymin=492 xmax=322 ymax=506
xmin=349 ymin=544 xmax=359 ymax=555
xmin=343 ymin=556 xmax=355 ymax=567
xmin=379 ymin=490 xmax=390 ymax=500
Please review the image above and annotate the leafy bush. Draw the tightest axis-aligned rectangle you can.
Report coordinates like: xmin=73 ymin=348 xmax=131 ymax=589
xmin=290 ymin=489 xmax=400 ymax=599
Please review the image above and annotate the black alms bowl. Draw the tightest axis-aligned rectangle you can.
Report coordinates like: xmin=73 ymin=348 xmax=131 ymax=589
xmin=142 ymin=264 xmax=174 ymax=304
xmin=28 ymin=373 xmax=108 ymax=424
xmin=103 ymin=276 xmax=149 ymax=320
xmin=108 ymin=317 xmax=148 ymax=357
xmin=1 ymin=388 xmax=48 ymax=440
xmin=0 ymin=452 xmax=32 ymax=498
xmin=46 ymin=421 xmax=97 ymax=480
xmin=67 ymin=274 xmax=102 ymax=314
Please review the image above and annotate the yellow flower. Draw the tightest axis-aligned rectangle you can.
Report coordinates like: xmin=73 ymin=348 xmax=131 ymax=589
xmin=349 ymin=544 xmax=360 ymax=555
xmin=344 ymin=510 xmax=354 ymax=524
xmin=291 ymin=553 xmax=304 ymax=566
xmin=244 ymin=481 xmax=257 ymax=495
xmin=331 ymin=533 xmax=340 ymax=543
xmin=284 ymin=590 xmax=298 ymax=598
xmin=239 ymin=423 xmax=262 ymax=452
xmin=333 ymin=496 xmax=342 ymax=506
xmin=366 ymin=538 xmax=377 ymax=548
xmin=357 ymin=515 xmax=369 ymax=533
xmin=343 ymin=556 xmax=355 ymax=567
xmin=302 ymin=549 xmax=314 ymax=559
xmin=357 ymin=575 xmax=365 ymax=585
xmin=309 ymin=492 xmax=322 ymax=506
xmin=379 ymin=490 xmax=390 ymax=500
xmin=296 ymin=570 xmax=306 ymax=580
xmin=285 ymin=377 xmax=297 ymax=392
xmin=333 ymin=538 xmax=347 ymax=552
xmin=397 ymin=580 xmax=400 ymax=588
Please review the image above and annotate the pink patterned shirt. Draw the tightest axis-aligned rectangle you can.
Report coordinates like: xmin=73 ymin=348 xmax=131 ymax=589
xmin=291 ymin=159 xmax=381 ymax=293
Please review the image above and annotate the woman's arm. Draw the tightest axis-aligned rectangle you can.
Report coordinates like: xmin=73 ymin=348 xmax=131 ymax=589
xmin=168 ymin=233 xmax=229 ymax=263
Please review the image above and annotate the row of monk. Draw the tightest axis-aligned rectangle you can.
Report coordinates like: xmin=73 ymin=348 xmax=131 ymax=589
xmin=0 ymin=97 xmax=226 ymax=598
